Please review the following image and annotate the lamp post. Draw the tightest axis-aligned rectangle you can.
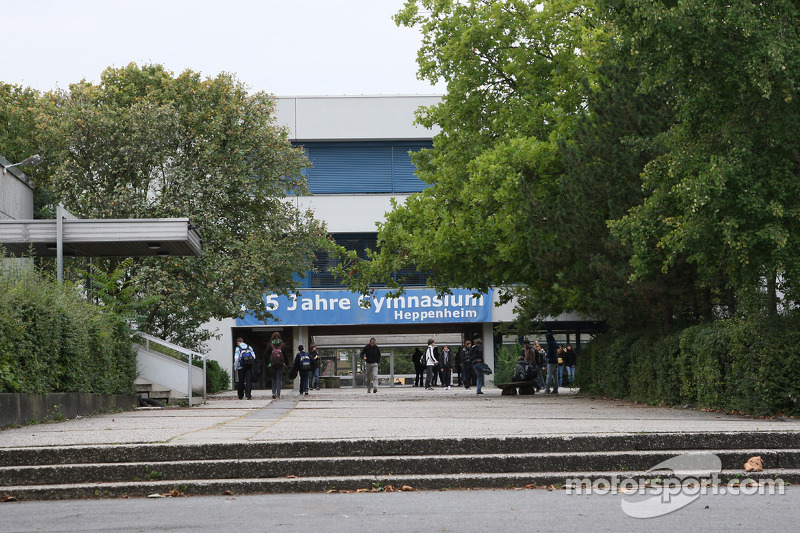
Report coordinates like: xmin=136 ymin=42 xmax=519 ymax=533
xmin=2 ymin=154 xmax=42 ymax=174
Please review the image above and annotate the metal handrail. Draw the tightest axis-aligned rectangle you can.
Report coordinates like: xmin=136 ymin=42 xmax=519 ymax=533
xmin=132 ymin=331 xmax=207 ymax=406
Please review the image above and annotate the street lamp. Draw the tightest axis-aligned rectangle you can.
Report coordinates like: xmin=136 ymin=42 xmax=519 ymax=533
xmin=3 ymin=154 xmax=42 ymax=174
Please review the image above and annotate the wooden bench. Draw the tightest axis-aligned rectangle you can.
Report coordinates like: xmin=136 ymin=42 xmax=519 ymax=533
xmin=496 ymin=381 xmax=538 ymax=396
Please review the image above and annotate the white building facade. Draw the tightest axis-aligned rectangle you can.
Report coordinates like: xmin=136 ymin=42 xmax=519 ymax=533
xmin=204 ymin=96 xmax=592 ymax=389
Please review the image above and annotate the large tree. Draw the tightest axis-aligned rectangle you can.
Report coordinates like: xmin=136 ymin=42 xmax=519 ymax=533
xmin=605 ymin=0 xmax=800 ymax=316
xmin=22 ymin=64 xmax=327 ymax=347
xmin=338 ymin=0 xmax=600 ymax=329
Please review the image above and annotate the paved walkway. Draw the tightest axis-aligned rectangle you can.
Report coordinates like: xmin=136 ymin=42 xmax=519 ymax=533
xmin=2 ymin=386 xmax=800 ymax=448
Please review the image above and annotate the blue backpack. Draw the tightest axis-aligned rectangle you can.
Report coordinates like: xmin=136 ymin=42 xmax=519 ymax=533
xmin=299 ymin=352 xmax=311 ymax=370
xmin=239 ymin=346 xmax=255 ymax=367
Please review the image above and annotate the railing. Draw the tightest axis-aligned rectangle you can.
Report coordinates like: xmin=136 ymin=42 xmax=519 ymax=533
xmin=132 ymin=331 xmax=207 ymax=406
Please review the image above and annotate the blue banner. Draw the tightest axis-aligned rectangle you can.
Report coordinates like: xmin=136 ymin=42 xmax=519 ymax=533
xmin=237 ymin=288 xmax=492 ymax=326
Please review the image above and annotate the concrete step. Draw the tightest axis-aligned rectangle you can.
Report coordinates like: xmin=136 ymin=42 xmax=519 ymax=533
xmin=1 ymin=449 xmax=798 ymax=487
xmin=1 ymin=468 xmax=795 ymax=501
xmin=134 ymin=379 xmax=187 ymax=404
xmin=2 ymin=432 xmax=797 ymax=500
xmin=3 ymin=432 xmax=800 ymax=467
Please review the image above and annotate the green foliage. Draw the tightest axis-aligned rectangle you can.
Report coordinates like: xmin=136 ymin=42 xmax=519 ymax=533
xmin=581 ymin=315 xmax=800 ymax=416
xmin=492 ymin=345 xmax=518 ymax=385
xmin=204 ymin=359 xmax=230 ymax=394
xmin=4 ymin=63 xmax=330 ymax=350
xmin=0 ymin=266 xmax=136 ymax=394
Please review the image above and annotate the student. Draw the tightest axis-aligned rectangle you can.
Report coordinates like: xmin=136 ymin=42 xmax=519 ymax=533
xmin=458 ymin=340 xmax=473 ymax=389
xmin=412 ymin=347 xmax=424 ymax=387
xmin=309 ymin=343 xmax=321 ymax=391
xmin=266 ymin=332 xmax=286 ymax=400
xmin=563 ymin=344 xmax=577 ymax=387
xmin=440 ymin=345 xmax=453 ymax=390
xmin=424 ymin=339 xmax=437 ymax=390
xmin=360 ymin=338 xmax=381 ymax=394
xmin=545 ymin=331 xmax=560 ymax=394
xmin=470 ymin=338 xmax=491 ymax=395
xmin=512 ymin=356 xmax=529 ymax=382
xmin=234 ymin=337 xmax=255 ymax=401
xmin=292 ymin=345 xmax=313 ymax=396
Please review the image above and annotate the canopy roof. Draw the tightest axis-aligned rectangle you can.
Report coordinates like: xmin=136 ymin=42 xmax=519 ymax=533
xmin=0 ymin=218 xmax=202 ymax=257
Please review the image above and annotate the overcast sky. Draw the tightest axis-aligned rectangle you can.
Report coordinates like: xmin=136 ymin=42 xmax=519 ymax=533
xmin=2 ymin=0 xmax=445 ymax=96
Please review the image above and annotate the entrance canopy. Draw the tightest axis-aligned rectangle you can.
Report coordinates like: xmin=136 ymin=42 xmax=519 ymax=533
xmin=0 ymin=218 xmax=202 ymax=257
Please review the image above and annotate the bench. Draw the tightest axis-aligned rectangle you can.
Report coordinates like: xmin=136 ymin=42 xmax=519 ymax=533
xmin=496 ymin=381 xmax=538 ymax=396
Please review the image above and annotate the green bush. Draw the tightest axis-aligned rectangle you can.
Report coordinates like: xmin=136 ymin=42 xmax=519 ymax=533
xmin=0 ymin=266 xmax=136 ymax=394
xmin=493 ymin=344 xmax=518 ymax=385
xmin=580 ymin=315 xmax=800 ymax=416
xmin=204 ymin=359 xmax=230 ymax=394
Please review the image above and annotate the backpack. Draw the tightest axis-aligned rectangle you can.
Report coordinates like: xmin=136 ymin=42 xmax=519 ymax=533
xmin=300 ymin=352 xmax=311 ymax=370
xmin=524 ymin=363 xmax=536 ymax=381
xmin=239 ymin=346 xmax=255 ymax=367
xmin=270 ymin=347 xmax=284 ymax=367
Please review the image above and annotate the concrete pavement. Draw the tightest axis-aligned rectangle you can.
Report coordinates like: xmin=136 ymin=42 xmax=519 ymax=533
xmin=3 ymin=385 xmax=799 ymax=448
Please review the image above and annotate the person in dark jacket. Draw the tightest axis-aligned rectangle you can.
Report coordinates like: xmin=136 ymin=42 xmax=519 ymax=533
xmin=440 ymin=345 xmax=453 ymax=390
xmin=563 ymin=344 xmax=577 ymax=386
xmin=470 ymin=338 xmax=488 ymax=395
xmin=266 ymin=332 xmax=286 ymax=400
xmin=458 ymin=340 xmax=473 ymax=389
xmin=412 ymin=347 xmax=424 ymax=387
xmin=309 ymin=343 xmax=321 ymax=391
xmin=290 ymin=345 xmax=312 ymax=396
xmin=532 ymin=341 xmax=546 ymax=390
xmin=512 ymin=356 xmax=529 ymax=382
xmin=431 ymin=345 xmax=441 ymax=386
xmin=544 ymin=331 xmax=560 ymax=394
xmin=360 ymin=338 xmax=381 ymax=393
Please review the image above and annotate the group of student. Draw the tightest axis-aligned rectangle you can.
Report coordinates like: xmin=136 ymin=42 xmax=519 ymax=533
xmin=234 ymin=333 xmax=322 ymax=401
xmin=410 ymin=338 xmax=493 ymax=394
xmin=512 ymin=332 xmax=578 ymax=394
xmin=235 ymin=332 xmax=577 ymax=399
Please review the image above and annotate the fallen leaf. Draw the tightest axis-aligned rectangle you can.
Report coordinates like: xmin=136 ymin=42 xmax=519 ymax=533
xmin=285 ymin=475 xmax=298 ymax=479
xmin=223 ymin=490 xmax=234 ymax=496
xmin=356 ymin=488 xmax=370 ymax=493
xmin=744 ymin=456 xmax=763 ymax=472
xmin=1 ymin=494 xmax=18 ymax=502
xmin=400 ymin=485 xmax=415 ymax=492
xmin=524 ymin=484 xmax=538 ymax=489
xmin=147 ymin=493 xmax=163 ymax=498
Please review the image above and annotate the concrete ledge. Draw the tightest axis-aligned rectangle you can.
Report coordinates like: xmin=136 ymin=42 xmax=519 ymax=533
xmin=0 ymin=393 xmax=138 ymax=427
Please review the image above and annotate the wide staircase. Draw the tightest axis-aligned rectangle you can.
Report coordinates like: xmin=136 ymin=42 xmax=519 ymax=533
xmin=1 ymin=432 xmax=798 ymax=500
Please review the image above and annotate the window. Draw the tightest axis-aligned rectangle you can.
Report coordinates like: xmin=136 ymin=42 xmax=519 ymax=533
xmin=304 ymin=233 xmax=430 ymax=288
xmin=299 ymin=141 xmax=432 ymax=194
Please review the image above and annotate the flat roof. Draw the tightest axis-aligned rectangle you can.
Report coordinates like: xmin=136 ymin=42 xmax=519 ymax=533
xmin=0 ymin=218 xmax=202 ymax=257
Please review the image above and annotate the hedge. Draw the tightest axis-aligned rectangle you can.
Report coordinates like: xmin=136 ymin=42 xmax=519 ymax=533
xmin=579 ymin=315 xmax=800 ymax=416
xmin=0 ymin=267 xmax=136 ymax=395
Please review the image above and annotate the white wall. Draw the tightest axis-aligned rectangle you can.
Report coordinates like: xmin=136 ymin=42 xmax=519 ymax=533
xmin=293 ymin=194 xmax=411 ymax=233
xmin=0 ymin=157 xmax=34 ymax=221
xmin=276 ymin=95 xmax=441 ymax=141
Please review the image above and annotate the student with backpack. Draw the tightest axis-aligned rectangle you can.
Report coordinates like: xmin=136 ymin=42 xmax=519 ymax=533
xmin=234 ymin=337 xmax=255 ymax=401
xmin=266 ymin=332 xmax=286 ymax=400
xmin=291 ymin=345 xmax=313 ymax=396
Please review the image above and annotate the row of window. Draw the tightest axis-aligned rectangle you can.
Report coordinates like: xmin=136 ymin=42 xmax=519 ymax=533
xmin=300 ymin=141 xmax=432 ymax=194
xmin=298 ymin=233 xmax=429 ymax=289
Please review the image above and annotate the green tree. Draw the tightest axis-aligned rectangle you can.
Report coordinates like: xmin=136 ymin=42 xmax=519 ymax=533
xmin=338 ymin=0 xmax=599 ymax=330
xmin=27 ymin=64 xmax=328 ymax=347
xmin=605 ymin=0 xmax=800 ymax=316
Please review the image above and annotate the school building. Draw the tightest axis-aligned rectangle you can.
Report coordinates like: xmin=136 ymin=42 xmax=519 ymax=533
xmin=204 ymin=95 xmax=599 ymax=388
